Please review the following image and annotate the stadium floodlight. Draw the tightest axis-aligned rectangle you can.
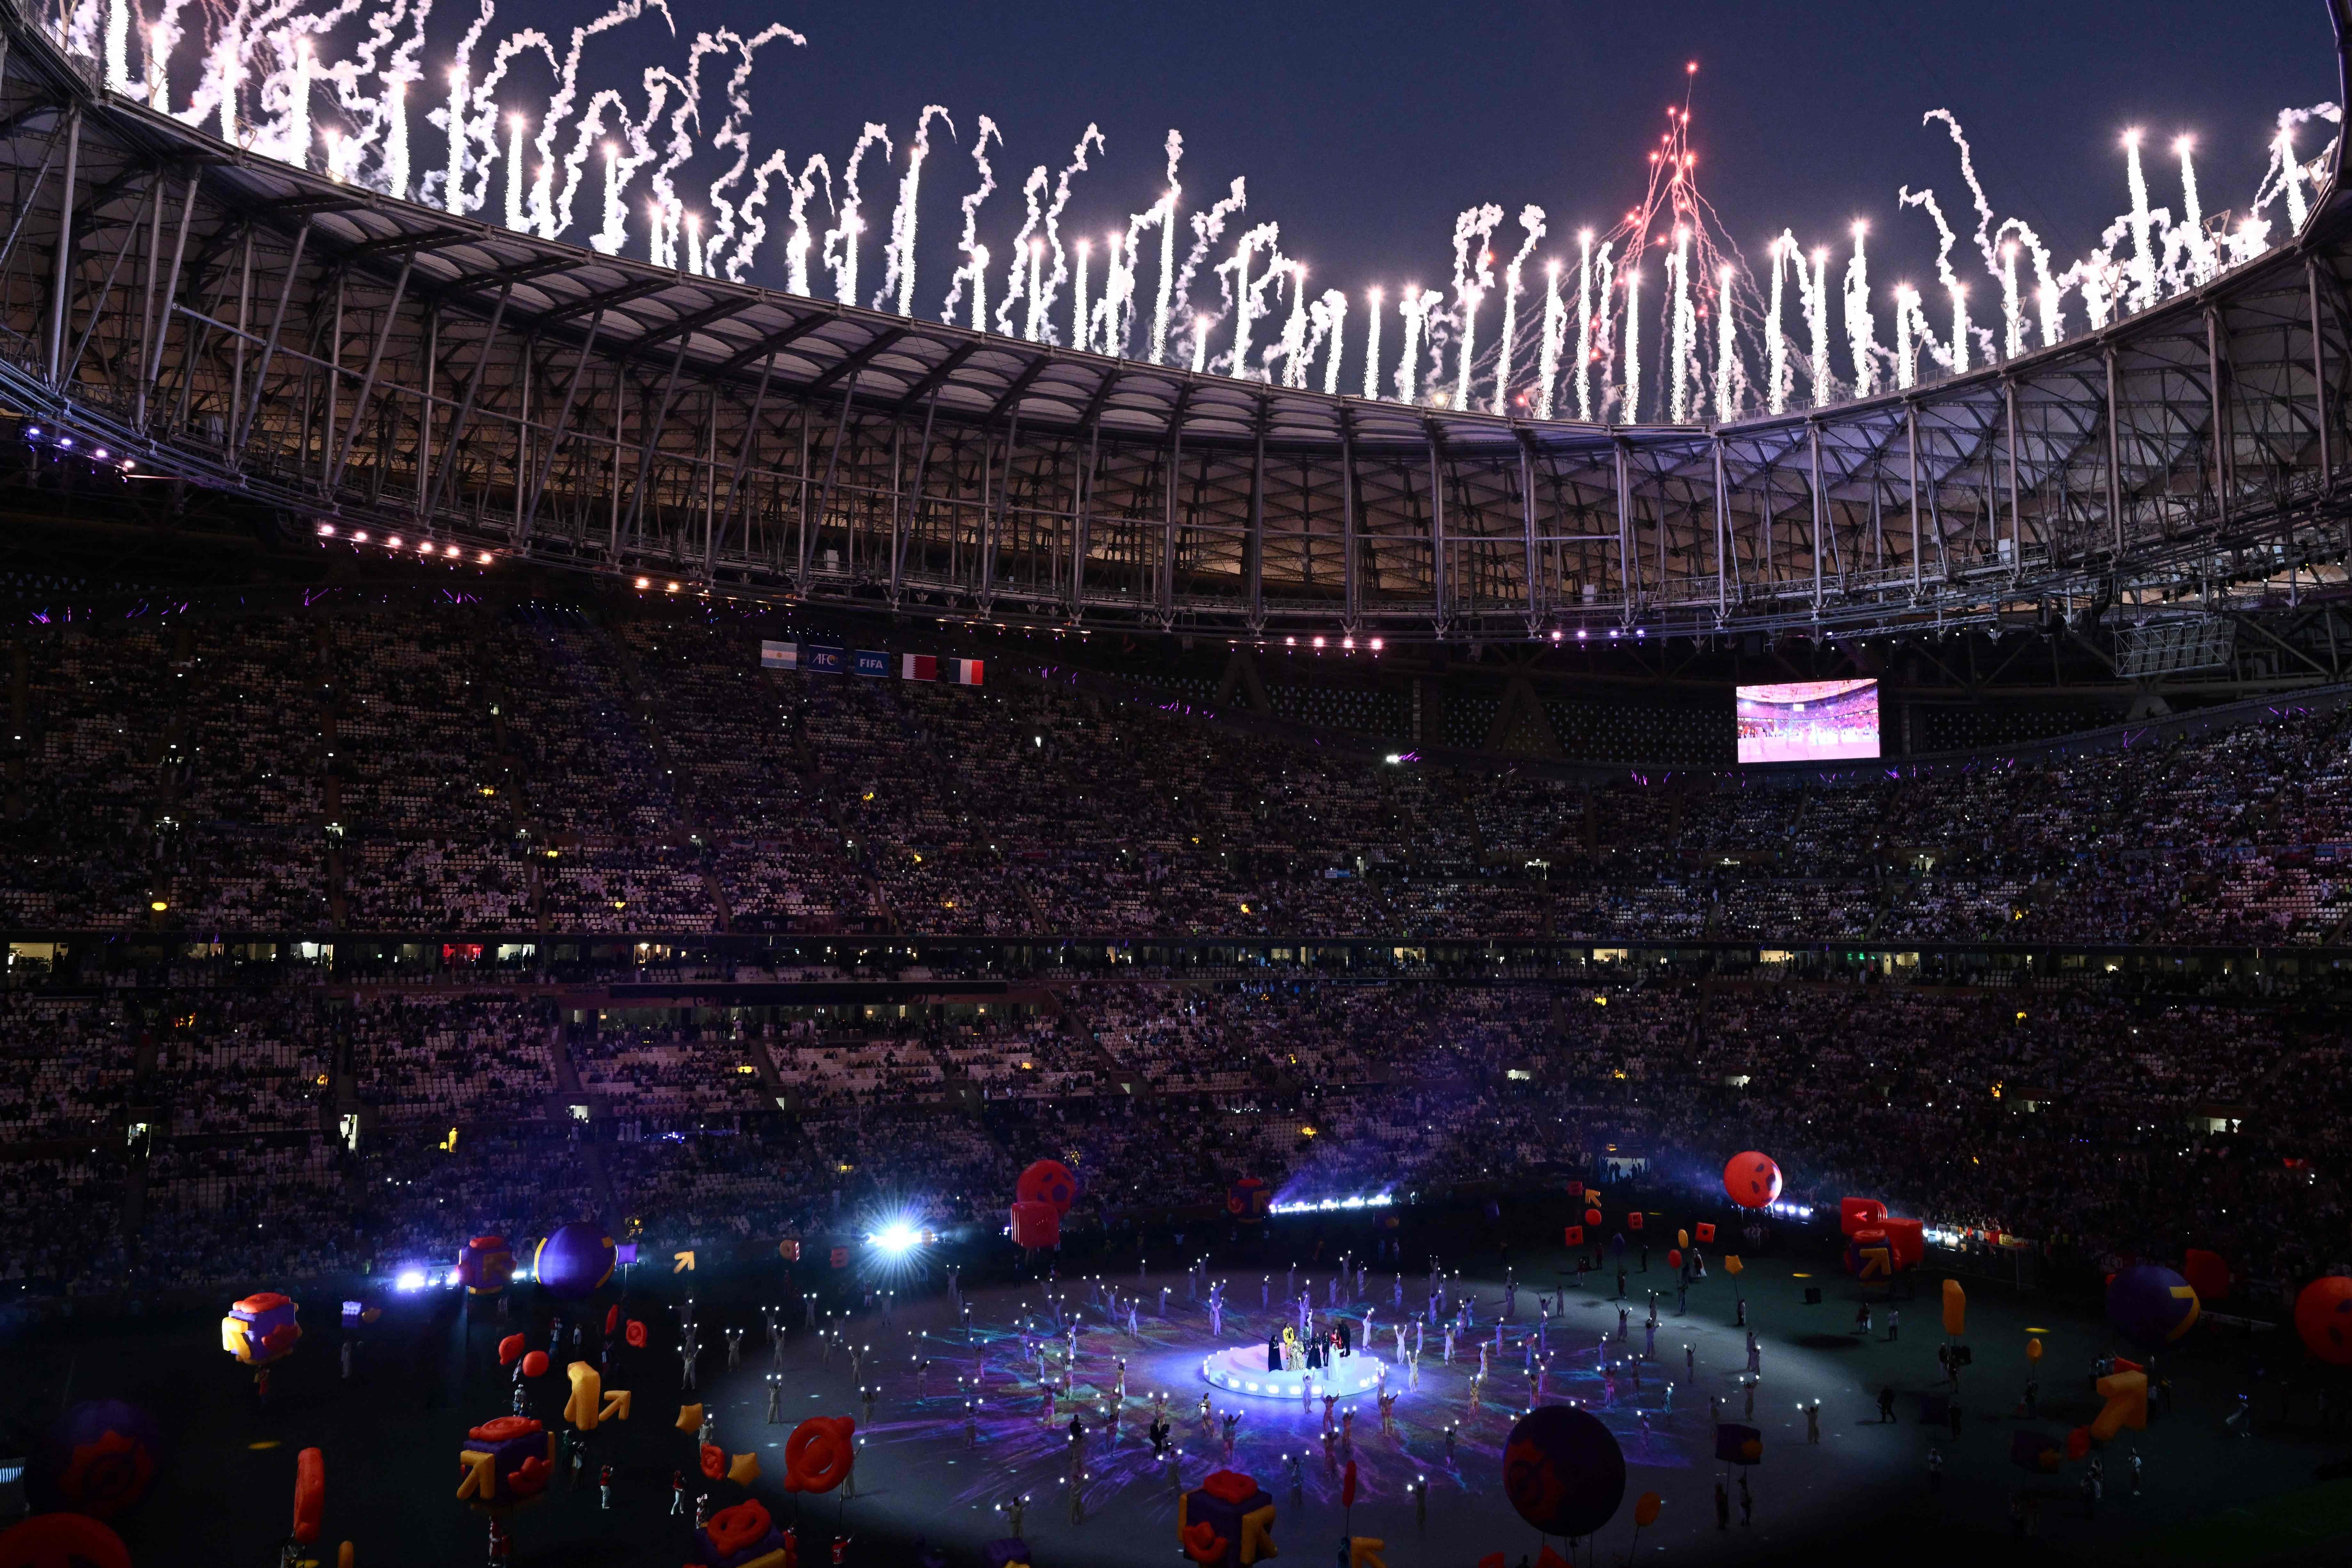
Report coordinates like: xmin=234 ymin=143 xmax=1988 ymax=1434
xmin=869 ymin=1222 xmax=923 ymax=1256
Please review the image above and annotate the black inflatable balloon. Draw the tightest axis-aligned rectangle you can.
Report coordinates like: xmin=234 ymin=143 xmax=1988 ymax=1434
xmin=1503 ymin=1405 xmax=1626 ymax=1538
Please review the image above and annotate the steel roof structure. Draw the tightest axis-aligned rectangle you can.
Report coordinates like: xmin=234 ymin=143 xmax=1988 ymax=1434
xmin=4 ymin=0 xmax=2352 ymax=643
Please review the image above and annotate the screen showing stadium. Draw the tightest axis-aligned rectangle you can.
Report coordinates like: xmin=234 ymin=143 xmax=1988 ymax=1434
xmin=1735 ymin=679 xmax=1881 ymax=764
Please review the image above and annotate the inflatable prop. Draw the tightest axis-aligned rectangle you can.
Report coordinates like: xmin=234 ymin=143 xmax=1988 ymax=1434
xmin=678 ymin=1404 xmax=706 ymax=1435
xmin=2107 ymin=1265 xmax=2199 ymax=1350
xmin=1015 ymin=1160 xmax=1078 ymax=1214
xmin=1838 ymin=1198 xmax=1886 ymax=1236
xmin=498 ymin=1334 xmax=526 ymax=1367
xmin=456 ymin=1417 xmax=554 ymax=1504
xmin=1633 ymin=1492 xmax=1662 ymax=1528
xmin=1348 ymin=1541 xmax=1386 ymax=1568
xmin=625 ymin=1319 xmax=648 ymax=1349
xmin=1847 ymin=1228 xmax=1894 ymax=1281
xmin=1723 ymin=1152 xmax=1782 ymax=1209
xmin=727 ymin=1452 xmax=761 ymax=1487
xmin=2295 ymin=1275 xmax=2352 ymax=1364
xmin=1561 ymin=1226 xmax=1583 ymax=1248
xmin=2027 ymin=1337 xmax=2044 ymax=1363
xmin=700 ymin=1444 xmax=726 ymax=1481
xmin=1694 ymin=1222 xmax=1715 ymax=1244
xmin=1626 ymin=1212 xmax=1643 ymax=1232
xmin=521 ymin=1351 xmax=549 ymax=1379
xmin=1009 ymin=1200 xmax=1059 ymax=1251
xmin=1502 ymin=1406 xmax=1626 ymax=1538
xmin=1714 ymin=1423 xmax=1763 ymax=1465
xmin=1226 ymin=1176 xmax=1272 ymax=1223
xmin=29 ymin=1400 xmax=163 ymax=1518
xmin=1177 ymin=1469 xmax=1276 ymax=1568
xmin=2182 ymin=1249 xmax=2230 ymax=1304
xmin=782 ymin=1417 xmax=856 ymax=1494
xmin=2009 ymin=1431 xmax=2063 ymax=1473
xmin=1940 ymin=1279 xmax=1966 ymax=1337
xmin=0 ymin=1514 xmax=131 ymax=1568
xmin=562 ymin=1363 xmax=630 ymax=1431
xmin=2091 ymin=1369 xmax=2148 ymax=1441
xmin=292 ymin=1447 xmax=325 ymax=1543
xmin=222 ymin=1292 xmax=302 ymax=1366
xmin=456 ymin=1236 xmax=514 ymax=1294
xmin=533 ymin=1226 xmax=616 ymax=1300
xmin=695 ymin=1499 xmax=793 ymax=1568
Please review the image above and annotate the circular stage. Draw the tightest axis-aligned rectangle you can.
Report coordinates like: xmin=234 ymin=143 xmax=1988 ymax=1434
xmin=1199 ymin=1344 xmax=1390 ymax=1400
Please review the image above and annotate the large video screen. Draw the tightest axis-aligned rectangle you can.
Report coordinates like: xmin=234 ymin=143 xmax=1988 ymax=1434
xmin=1736 ymin=679 xmax=1881 ymax=764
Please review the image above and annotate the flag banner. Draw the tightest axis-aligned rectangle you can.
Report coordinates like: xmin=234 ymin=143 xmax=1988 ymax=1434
xmin=902 ymin=654 xmax=938 ymax=681
xmin=804 ymin=644 xmax=845 ymax=674
xmin=853 ymin=649 xmax=891 ymax=677
xmin=759 ymin=640 xmax=797 ymax=670
xmin=948 ymin=658 xmax=983 ymax=687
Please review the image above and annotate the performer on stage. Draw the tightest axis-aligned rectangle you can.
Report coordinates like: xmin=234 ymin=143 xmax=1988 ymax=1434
xmin=1266 ymin=1327 xmax=1283 ymax=1373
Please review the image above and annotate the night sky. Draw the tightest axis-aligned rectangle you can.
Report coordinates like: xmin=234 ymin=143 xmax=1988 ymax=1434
xmin=492 ymin=0 xmax=2338 ymax=355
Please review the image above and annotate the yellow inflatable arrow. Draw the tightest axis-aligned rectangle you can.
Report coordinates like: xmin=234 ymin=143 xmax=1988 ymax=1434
xmin=674 ymin=1251 xmax=696 ymax=1273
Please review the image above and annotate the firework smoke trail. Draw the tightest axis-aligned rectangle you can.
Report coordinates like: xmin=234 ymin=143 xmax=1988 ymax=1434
xmin=877 ymin=104 xmax=955 ymax=316
xmin=1172 ymin=177 xmax=1247 ymax=351
xmin=462 ymin=31 xmax=558 ymax=216
xmin=1313 ymin=288 xmax=1348 ymax=396
xmin=780 ymin=151 xmax=834 ymax=293
xmin=287 ymin=40 xmax=312 ymax=167
xmin=104 ymin=0 xmax=128 ymax=92
xmin=1802 ymin=244 xmax=1830 ymax=408
xmin=825 ymin=122 xmax=893 ymax=303
xmin=1149 ymin=132 xmax=1183 ymax=365
xmin=648 ymin=30 xmax=729 ymax=262
xmin=998 ymin=166 xmax=1047 ymax=338
xmin=1766 ymin=238 xmax=1788 ymax=416
xmin=1843 ymin=223 xmax=1876 ymax=398
xmin=382 ymin=76 xmax=407 ymax=197
xmin=1363 ymin=287 xmax=1384 ymax=400
xmin=1395 ymin=286 xmax=1424 ymax=403
xmin=1998 ymin=240 xmax=2022 ymax=360
xmin=1448 ymin=203 xmax=1501 ymax=409
xmin=503 ymin=109 xmax=527 ymax=229
xmin=1994 ymin=217 xmax=2061 ymax=348
xmin=1537 ymin=261 xmax=1564 ymax=420
xmin=701 ymin=25 xmax=805 ymax=272
xmin=1032 ymin=124 xmax=1107 ymax=346
xmin=1217 ymin=221 xmax=1280 ymax=378
xmin=1949 ymin=283 xmax=1970 ymax=374
xmin=1667 ymin=226 xmax=1693 ymax=422
xmin=1191 ymin=312 xmax=1210 ymax=374
xmin=1276 ymin=262 xmax=1312 ymax=388
xmin=2122 ymin=130 xmax=2158 ymax=313
xmin=940 ymin=115 xmax=1001 ymax=328
xmin=1591 ymin=241 xmax=1617 ymax=418
xmin=1071 ymin=239 xmax=1091 ymax=353
xmin=528 ymin=0 xmax=674 ymax=237
xmin=2176 ymin=137 xmax=2213 ymax=284
xmin=1894 ymin=284 xmax=1919 ymax=389
xmin=1493 ymin=204 xmax=1545 ymax=416
xmin=1714 ymin=265 xmax=1737 ymax=421
xmin=1622 ymin=263 xmax=1642 ymax=422
xmin=1574 ymin=233 xmax=1595 ymax=421
xmin=594 ymin=68 xmax=680 ymax=258
xmin=1089 ymin=233 xmax=1124 ymax=355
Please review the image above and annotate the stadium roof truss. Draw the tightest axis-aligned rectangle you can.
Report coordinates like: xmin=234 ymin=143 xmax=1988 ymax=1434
xmin=4 ymin=0 xmax=2352 ymax=641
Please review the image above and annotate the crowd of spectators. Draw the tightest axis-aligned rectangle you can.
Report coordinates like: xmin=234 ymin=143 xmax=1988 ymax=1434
xmin=0 ymin=966 xmax=2337 ymax=1327
xmin=0 ymin=602 xmax=2348 ymax=948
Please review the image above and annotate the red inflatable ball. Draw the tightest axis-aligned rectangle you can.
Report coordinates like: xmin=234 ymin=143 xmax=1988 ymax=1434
xmin=2295 ymin=1276 xmax=2352 ymax=1365
xmin=2065 ymin=1427 xmax=2091 ymax=1461
xmin=1583 ymin=1208 xmax=1602 ymax=1229
xmin=0 ymin=1513 xmax=131 ymax=1568
xmin=521 ymin=1351 xmax=550 ymax=1379
xmin=1723 ymin=1152 xmax=1783 ymax=1210
xmin=700 ymin=1443 xmax=727 ymax=1481
xmin=1010 ymin=1199 xmax=1060 ymax=1251
xmin=29 ymin=1400 xmax=164 ymax=1519
xmin=498 ymin=1333 xmax=527 ymax=1367
xmin=2182 ymin=1249 xmax=2230 ymax=1304
xmin=624 ymin=1319 xmax=648 ymax=1349
xmin=782 ymin=1417 xmax=857 ymax=1494
xmin=1015 ymin=1159 xmax=1079 ymax=1214
xmin=1667 ymin=1249 xmax=1683 ymax=1271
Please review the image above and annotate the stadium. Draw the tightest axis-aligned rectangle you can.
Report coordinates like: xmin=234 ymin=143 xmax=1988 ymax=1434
xmin=1 ymin=0 xmax=2352 ymax=1562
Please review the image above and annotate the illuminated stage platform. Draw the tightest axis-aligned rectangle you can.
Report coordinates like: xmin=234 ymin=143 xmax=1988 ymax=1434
xmin=1199 ymin=1345 xmax=1390 ymax=1400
